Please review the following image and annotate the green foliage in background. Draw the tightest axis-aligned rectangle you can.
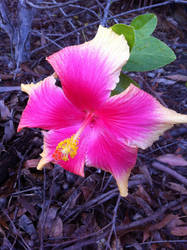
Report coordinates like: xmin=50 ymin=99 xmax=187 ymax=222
xmin=111 ymin=13 xmax=176 ymax=94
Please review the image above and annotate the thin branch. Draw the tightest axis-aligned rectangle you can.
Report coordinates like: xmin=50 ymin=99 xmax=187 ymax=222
xmin=63 ymin=178 xmax=147 ymax=223
xmin=116 ymin=197 xmax=186 ymax=234
xmin=0 ymin=0 xmax=13 ymax=37
xmin=45 ymin=197 xmax=186 ymax=248
xmin=30 ymin=0 xmax=186 ymax=55
xmin=31 ymin=21 xmax=99 ymax=55
xmin=0 ymin=86 xmax=21 ymax=92
xmin=101 ymin=0 xmax=113 ymax=26
xmin=106 ymin=194 xmax=121 ymax=249
xmin=152 ymin=161 xmax=187 ymax=186
xmin=108 ymin=0 xmax=187 ymax=20
xmin=25 ymin=0 xmax=79 ymax=9
xmin=126 ymin=240 xmax=187 ymax=248
xmin=69 ymin=4 xmax=100 ymax=19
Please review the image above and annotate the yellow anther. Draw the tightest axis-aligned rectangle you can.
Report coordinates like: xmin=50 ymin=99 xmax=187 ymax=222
xmin=52 ymin=135 xmax=79 ymax=162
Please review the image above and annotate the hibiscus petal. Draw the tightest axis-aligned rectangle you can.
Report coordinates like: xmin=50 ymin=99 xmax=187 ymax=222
xmin=47 ymin=25 xmax=129 ymax=111
xmin=97 ymin=84 xmax=187 ymax=149
xmin=18 ymin=76 xmax=84 ymax=132
xmin=38 ymin=126 xmax=89 ymax=177
xmin=86 ymin=129 xmax=137 ymax=197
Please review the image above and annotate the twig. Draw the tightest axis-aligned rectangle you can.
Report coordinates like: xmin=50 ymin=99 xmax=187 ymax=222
xmin=143 ymin=140 xmax=181 ymax=156
xmin=45 ymin=222 xmax=113 ymax=248
xmin=2 ymin=210 xmax=31 ymax=250
xmin=32 ymin=30 xmax=63 ymax=49
xmin=0 ymin=0 xmax=13 ymax=38
xmin=116 ymin=197 xmax=186 ymax=234
xmin=69 ymin=4 xmax=100 ymax=19
xmin=45 ymin=197 xmax=185 ymax=248
xmin=39 ymin=168 xmax=47 ymax=250
xmin=26 ymin=0 xmax=79 ymax=9
xmin=31 ymin=20 xmax=99 ymax=55
xmin=95 ymin=0 xmax=118 ymax=24
xmin=0 ymin=86 xmax=21 ymax=92
xmin=139 ymin=73 xmax=167 ymax=107
xmin=106 ymin=194 xmax=121 ymax=249
xmin=101 ymin=0 xmax=112 ymax=26
xmin=126 ymin=240 xmax=187 ymax=248
xmin=30 ymin=0 xmax=185 ymax=55
xmin=152 ymin=161 xmax=187 ymax=186
xmin=11 ymin=187 xmax=41 ymax=196
xmin=108 ymin=0 xmax=187 ymax=20
xmin=63 ymin=178 xmax=147 ymax=223
xmin=51 ymin=0 xmax=80 ymax=43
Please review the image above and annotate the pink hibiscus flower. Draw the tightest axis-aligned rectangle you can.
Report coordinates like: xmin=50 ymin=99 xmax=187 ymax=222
xmin=18 ymin=26 xmax=187 ymax=196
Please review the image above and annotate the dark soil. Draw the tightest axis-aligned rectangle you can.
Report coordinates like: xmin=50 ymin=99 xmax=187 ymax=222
xmin=0 ymin=1 xmax=187 ymax=249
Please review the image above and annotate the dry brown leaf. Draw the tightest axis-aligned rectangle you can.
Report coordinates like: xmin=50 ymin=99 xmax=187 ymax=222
xmin=0 ymin=216 xmax=8 ymax=230
xmin=0 ymin=225 xmax=5 ymax=236
xmin=3 ymin=120 xmax=15 ymax=142
xmin=137 ymin=185 xmax=152 ymax=205
xmin=63 ymin=224 xmax=76 ymax=237
xmin=49 ymin=217 xmax=63 ymax=237
xmin=111 ymin=238 xmax=123 ymax=250
xmin=19 ymin=214 xmax=37 ymax=236
xmin=42 ymin=206 xmax=62 ymax=237
xmin=149 ymin=214 xmax=177 ymax=231
xmin=182 ymin=202 xmax=187 ymax=215
xmin=171 ymin=226 xmax=187 ymax=236
xmin=21 ymin=63 xmax=40 ymax=77
xmin=168 ymin=182 xmax=187 ymax=195
xmin=0 ymin=100 xmax=10 ymax=120
xmin=140 ymin=165 xmax=153 ymax=186
xmin=143 ymin=228 xmax=150 ymax=242
xmin=80 ymin=185 xmax=95 ymax=201
xmin=150 ymin=244 xmax=157 ymax=250
xmin=167 ymin=215 xmax=185 ymax=231
xmin=24 ymin=159 xmax=53 ymax=170
xmin=157 ymin=154 xmax=187 ymax=166
xmin=166 ymin=74 xmax=187 ymax=82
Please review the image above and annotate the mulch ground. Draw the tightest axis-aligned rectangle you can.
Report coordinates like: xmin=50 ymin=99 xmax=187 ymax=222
xmin=0 ymin=1 xmax=187 ymax=249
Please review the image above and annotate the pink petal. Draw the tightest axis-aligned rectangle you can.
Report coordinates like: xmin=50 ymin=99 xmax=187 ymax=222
xmin=97 ymin=84 xmax=187 ymax=149
xmin=47 ymin=25 xmax=129 ymax=111
xmin=86 ymin=129 xmax=137 ymax=197
xmin=39 ymin=126 xmax=90 ymax=176
xmin=18 ymin=76 xmax=84 ymax=132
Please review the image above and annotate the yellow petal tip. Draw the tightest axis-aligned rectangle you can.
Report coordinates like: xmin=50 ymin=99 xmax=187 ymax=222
xmin=37 ymin=157 xmax=49 ymax=170
xmin=116 ymin=169 xmax=131 ymax=197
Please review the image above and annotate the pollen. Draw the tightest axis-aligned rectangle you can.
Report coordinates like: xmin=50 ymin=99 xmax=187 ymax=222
xmin=52 ymin=135 xmax=79 ymax=162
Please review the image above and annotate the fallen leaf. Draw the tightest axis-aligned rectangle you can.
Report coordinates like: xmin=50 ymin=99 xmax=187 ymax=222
xmin=19 ymin=214 xmax=37 ymax=236
xmin=3 ymin=120 xmax=15 ymax=142
xmin=49 ymin=217 xmax=63 ymax=237
xmin=24 ymin=159 xmax=52 ymax=170
xmin=111 ymin=238 xmax=123 ymax=250
xmin=182 ymin=202 xmax=187 ymax=215
xmin=157 ymin=154 xmax=187 ymax=166
xmin=149 ymin=214 xmax=177 ymax=231
xmin=0 ymin=100 xmax=10 ymax=120
xmin=137 ymin=185 xmax=152 ymax=205
xmin=166 ymin=74 xmax=187 ymax=82
xmin=143 ymin=227 xmax=150 ymax=242
xmin=168 ymin=182 xmax=187 ymax=195
xmin=140 ymin=165 xmax=153 ymax=186
xmin=171 ymin=226 xmax=187 ymax=236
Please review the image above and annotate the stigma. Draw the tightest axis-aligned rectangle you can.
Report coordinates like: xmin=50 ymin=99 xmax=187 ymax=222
xmin=52 ymin=135 xmax=79 ymax=162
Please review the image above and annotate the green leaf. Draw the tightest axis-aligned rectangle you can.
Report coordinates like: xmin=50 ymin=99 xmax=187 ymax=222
xmin=124 ymin=36 xmax=176 ymax=72
xmin=131 ymin=13 xmax=157 ymax=39
xmin=111 ymin=73 xmax=139 ymax=95
xmin=112 ymin=24 xmax=135 ymax=51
